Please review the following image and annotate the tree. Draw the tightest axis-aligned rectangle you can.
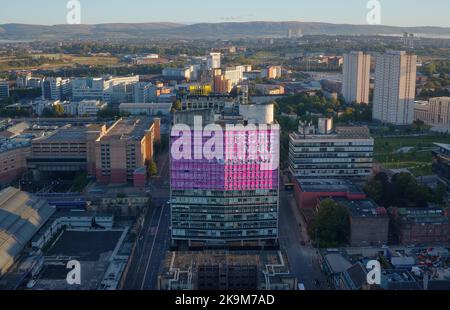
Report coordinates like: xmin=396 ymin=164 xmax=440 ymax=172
xmin=434 ymin=183 xmax=447 ymax=205
xmin=368 ymin=172 xmax=438 ymax=209
xmin=53 ymin=104 xmax=65 ymax=117
xmin=171 ymin=100 xmax=182 ymax=113
xmin=148 ymin=160 xmax=158 ymax=176
xmin=364 ymin=180 xmax=383 ymax=204
xmin=309 ymin=199 xmax=350 ymax=248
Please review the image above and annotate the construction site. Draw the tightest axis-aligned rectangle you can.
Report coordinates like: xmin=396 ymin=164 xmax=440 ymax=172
xmin=157 ymin=251 xmax=296 ymax=291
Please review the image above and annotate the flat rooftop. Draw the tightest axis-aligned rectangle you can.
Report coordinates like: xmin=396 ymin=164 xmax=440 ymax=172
xmin=291 ymin=126 xmax=372 ymax=140
xmin=32 ymin=229 xmax=127 ymax=290
xmin=0 ymin=137 xmax=31 ymax=153
xmin=332 ymin=198 xmax=387 ymax=218
xmin=397 ymin=208 xmax=449 ymax=225
xmin=297 ymin=179 xmax=364 ymax=195
xmin=100 ymin=118 xmax=153 ymax=141
xmin=33 ymin=125 xmax=103 ymax=143
xmin=46 ymin=230 xmax=123 ymax=261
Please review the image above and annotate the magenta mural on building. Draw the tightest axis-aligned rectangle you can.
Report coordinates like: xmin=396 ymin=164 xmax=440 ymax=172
xmin=170 ymin=126 xmax=280 ymax=191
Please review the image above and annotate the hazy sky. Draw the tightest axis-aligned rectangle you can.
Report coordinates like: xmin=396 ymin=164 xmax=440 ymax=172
xmin=0 ymin=0 xmax=448 ymax=27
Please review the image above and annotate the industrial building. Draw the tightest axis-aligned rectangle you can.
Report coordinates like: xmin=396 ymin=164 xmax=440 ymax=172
xmin=30 ymin=229 xmax=129 ymax=290
xmin=0 ymin=187 xmax=55 ymax=277
xmin=27 ymin=124 xmax=105 ymax=179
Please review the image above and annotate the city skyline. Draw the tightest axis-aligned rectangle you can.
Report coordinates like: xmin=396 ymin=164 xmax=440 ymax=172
xmin=1 ymin=0 xmax=450 ymax=296
xmin=0 ymin=0 xmax=450 ymax=28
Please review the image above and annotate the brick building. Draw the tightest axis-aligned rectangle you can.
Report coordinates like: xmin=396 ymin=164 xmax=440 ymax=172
xmin=95 ymin=118 xmax=160 ymax=184
xmin=28 ymin=124 xmax=105 ymax=178
xmin=294 ymin=178 xmax=366 ymax=209
xmin=333 ymin=198 xmax=389 ymax=247
xmin=390 ymin=208 xmax=450 ymax=245
xmin=0 ymin=138 xmax=31 ymax=185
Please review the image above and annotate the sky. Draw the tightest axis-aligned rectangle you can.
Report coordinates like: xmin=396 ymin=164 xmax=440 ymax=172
xmin=0 ymin=0 xmax=449 ymax=27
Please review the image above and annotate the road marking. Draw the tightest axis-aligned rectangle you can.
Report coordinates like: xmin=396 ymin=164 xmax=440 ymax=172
xmin=140 ymin=204 xmax=165 ymax=290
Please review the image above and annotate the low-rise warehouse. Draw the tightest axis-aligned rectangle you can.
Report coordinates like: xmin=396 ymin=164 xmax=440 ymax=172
xmin=0 ymin=187 xmax=55 ymax=277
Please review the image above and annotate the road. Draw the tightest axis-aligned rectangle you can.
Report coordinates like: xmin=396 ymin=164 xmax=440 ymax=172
xmin=122 ymin=150 xmax=171 ymax=290
xmin=279 ymin=188 xmax=328 ymax=290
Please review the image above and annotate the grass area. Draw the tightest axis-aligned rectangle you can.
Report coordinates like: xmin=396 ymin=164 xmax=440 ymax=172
xmin=374 ymin=134 xmax=450 ymax=176
xmin=0 ymin=53 xmax=120 ymax=70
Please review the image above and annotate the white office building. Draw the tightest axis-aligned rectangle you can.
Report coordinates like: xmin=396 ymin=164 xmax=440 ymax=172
xmin=162 ymin=67 xmax=192 ymax=80
xmin=16 ymin=75 xmax=43 ymax=89
xmin=77 ymin=100 xmax=107 ymax=117
xmin=72 ymin=76 xmax=139 ymax=104
xmin=289 ymin=118 xmax=374 ymax=180
xmin=130 ymin=82 xmax=157 ymax=103
xmin=72 ymin=77 xmax=105 ymax=102
xmin=207 ymin=52 xmax=221 ymax=70
xmin=119 ymin=102 xmax=172 ymax=116
xmin=224 ymin=66 xmax=245 ymax=87
xmin=42 ymin=77 xmax=71 ymax=101
xmin=342 ymin=51 xmax=371 ymax=104
xmin=373 ymin=51 xmax=417 ymax=125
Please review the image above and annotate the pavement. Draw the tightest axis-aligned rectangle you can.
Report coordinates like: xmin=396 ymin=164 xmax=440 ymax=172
xmin=279 ymin=188 xmax=328 ymax=290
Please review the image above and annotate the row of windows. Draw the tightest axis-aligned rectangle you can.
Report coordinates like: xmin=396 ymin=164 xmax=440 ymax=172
xmin=173 ymin=221 xmax=278 ymax=230
xmin=171 ymin=189 xmax=278 ymax=196
xmin=172 ymin=229 xmax=277 ymax=238
xmin=172 ymin=206 xmax=277 ymax=215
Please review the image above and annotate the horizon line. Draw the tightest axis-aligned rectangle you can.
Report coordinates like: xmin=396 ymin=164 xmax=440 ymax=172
xmin=0 ymin=20 xmax=449 ymax=29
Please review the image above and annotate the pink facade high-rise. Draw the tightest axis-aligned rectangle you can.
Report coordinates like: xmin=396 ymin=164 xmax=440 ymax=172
xmin=170 ymin=107 xmax=280 ymax=249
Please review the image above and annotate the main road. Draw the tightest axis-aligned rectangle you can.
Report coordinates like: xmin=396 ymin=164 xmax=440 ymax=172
xmin=279 ymin=188 xmax=328 ymax=290
xmin=123 ymin=150 xmax=171 ymax=290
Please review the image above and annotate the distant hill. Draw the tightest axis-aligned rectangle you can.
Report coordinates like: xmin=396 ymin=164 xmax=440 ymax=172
xmin=1 ymin=21 xmax=450 ymax=41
